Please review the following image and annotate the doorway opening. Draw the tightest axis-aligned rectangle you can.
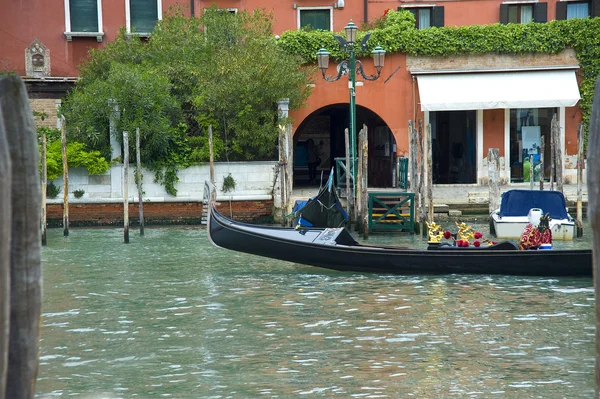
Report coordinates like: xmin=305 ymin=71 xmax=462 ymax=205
xmin=430 ymin=110 xmax=477 ymax=184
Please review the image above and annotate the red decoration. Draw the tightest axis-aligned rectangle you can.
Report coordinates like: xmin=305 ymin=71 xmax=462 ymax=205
xmin=443 ymin=231 xmax=452 ymax=239
xmin=473 ymin=240 xmax=481 ymax=247
xmin=384 ymin=9 xmax=391 ymax=16
xmin=474 ymin=232 xmax=483 ymax=239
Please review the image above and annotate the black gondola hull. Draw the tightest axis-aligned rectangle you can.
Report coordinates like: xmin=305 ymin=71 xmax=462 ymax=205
xmin=208 ymin=205 xmax=592 ymax=277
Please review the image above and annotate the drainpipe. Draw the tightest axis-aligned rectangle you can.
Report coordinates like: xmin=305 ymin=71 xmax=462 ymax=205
xmin=364 ymin=0 xmax=368 ymax=24
xmin=190 ymin=0 xmax=195 ymax=17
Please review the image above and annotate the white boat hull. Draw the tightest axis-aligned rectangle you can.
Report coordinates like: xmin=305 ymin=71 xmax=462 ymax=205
xmin=491 ymin=213 xmax=574 ymax=240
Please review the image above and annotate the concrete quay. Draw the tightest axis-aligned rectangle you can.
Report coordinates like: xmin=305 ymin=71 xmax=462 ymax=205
xmin=292 ymin=182 xmax=588 ymax=216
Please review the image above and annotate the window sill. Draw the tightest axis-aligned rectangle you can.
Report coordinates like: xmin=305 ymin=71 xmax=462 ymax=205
xmin=64 ymin=32 xmax=105 ymax=42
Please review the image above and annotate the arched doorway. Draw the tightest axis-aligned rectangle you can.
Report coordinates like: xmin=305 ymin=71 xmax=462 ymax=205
xmin=293 ymin=104 xmax=396 ymax=188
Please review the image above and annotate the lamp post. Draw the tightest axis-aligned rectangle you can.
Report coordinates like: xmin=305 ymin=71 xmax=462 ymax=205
xmin=316 ymin=20 xmax=386 ymax=185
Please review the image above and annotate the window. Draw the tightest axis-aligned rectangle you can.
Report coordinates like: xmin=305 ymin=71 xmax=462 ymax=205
xmin=500 ymin=3 xmax=547 ymax=23
xmin=126 ymin=0 xmax=162 ymax=35
xmin=398 ymin=6 xmax=444 ymax=29
xmin=64 ymin=0 xmax=104 ymax=41
xmin=298 ymin=7 xmax=332 ymax=31
xmin=556 ymin=0 xmax=598 ymax=19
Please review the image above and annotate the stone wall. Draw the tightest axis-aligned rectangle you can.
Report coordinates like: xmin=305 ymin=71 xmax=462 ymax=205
xmin=30 ymin=98 xmax=60 ymax=129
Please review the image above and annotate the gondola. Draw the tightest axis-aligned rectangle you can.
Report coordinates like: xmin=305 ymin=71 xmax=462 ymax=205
xmin=207 ymin=204 xmax=592 ymax=277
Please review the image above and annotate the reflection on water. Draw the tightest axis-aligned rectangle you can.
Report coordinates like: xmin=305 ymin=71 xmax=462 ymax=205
xmin=37 ymin=225 xmax=594 ymax=398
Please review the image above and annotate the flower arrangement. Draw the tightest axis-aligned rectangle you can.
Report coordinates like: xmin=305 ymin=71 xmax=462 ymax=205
xmin=427 ymin=221 xmax=497 ymax=247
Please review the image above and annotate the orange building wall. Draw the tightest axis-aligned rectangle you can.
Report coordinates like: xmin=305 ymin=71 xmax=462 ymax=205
xmin=483 ymin=109 xmax=505 ymax=158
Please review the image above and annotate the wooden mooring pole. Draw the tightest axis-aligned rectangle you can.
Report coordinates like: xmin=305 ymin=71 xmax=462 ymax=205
xmin=123 ymin=131 xmax=130 ymax=244
xmin=418 ymin=120 xmax=426 ymax=236
xmin=61 ymin=115 xmax=69 ymax=236
xmin=41 ymin=127 xmax=47 ymax=246
xmin=358 ymin=125 xmax=368 ymax=238
xmin=0 ymin=75 xmax=42 ymax=399
xmin=488 ymin=148 xmax=500 ymax=235
xmin=553 ymin=114 xmax=564 ymax=194
xmin=344 ymin=128 xmax=354 ymax=224
xmin=135 ymin=127 xmax=144 ymax=236
xmin=408 ymin=120 xmax=420 ymax=234
xmin=426 ymin=124 xmax=434 ymax=223
xmin=539 ymin=135 xmax=545 ymax=191
xmin=587 ymin=76 xmax=600 ymax=397
xmin=577 ymin=123 xmax=584 ymax=237
xmin=529 ymin=154 xmax=534 ymax=190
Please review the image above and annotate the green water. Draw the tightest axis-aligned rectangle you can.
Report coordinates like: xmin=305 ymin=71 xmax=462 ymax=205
xmin=37 ymin=224 xmax=595 ymax=398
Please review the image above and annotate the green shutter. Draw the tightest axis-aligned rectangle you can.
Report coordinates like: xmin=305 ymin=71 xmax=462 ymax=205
xmin=300 ymin=10 xmax=330 ymax=31
xmin=130 ymin=0 xmax=158 ymax=33
xmin=70 ymin=0 xmax=98 ymax=32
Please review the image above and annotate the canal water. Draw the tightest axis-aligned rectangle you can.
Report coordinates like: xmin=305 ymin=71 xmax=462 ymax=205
xmin=37 ymin=223 xmax=594 ymax=398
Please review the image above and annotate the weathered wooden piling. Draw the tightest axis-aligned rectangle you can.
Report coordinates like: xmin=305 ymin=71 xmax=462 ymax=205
xmin=41 ymin=128 xmax=47 ymax=246
xmin=357 ymin=125 xmax=369 ymax=238
xmin=576 ymin=124 xmax=584 ymax=237
xmin=426 ymin=123 xmax=434 ymax=222
xmin=278 ymin=124 xmax=288 ymax=226
xmin=539 ymin=135 xmax=545 ymax=191
xmin=135 ymin=127 xmax=144 ymax=236
xmin=587 ymin=76 xmax=600 ymax=396
xmin=61 ymin=115 xmax=69 ymax=236
xmin=123 ymin=131 xmax=130 ymax=244
xmin=488 ymin=148 xmax=500 ymax=234
xmin=550 ymin=114 xmax=556 ymax=191
xmin=0 ymin=75 xmax=42 ymax=399
xmin=408 ymin=120 xmax=420 ymax=234
xmin=418 ymin=120 xmax=426 ymax=236
xmin=344 ymin=128 xmax=354 ymax=223
xmin=552 ymin=114 xmax=564 ymax=194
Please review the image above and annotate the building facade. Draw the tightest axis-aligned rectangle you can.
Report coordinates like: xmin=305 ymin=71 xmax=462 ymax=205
xmin=2 ymin=0 xmax=598 ymax=188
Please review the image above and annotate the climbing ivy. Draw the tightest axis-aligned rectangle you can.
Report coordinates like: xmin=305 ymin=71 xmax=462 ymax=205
xmin=277 ymin=10 xmax=600 ymax=144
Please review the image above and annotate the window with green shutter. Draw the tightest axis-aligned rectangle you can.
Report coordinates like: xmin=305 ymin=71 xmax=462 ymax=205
xmin=130 ymin=0 xmax=158 ymax=33
xmin=299 ymin=9 xmax=331 ymax=31
xmin=69 ymin=0 xmax=98 ymax=32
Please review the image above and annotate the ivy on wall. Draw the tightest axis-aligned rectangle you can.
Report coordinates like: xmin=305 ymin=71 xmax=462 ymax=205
xmin=277 ymin=10 xmax=600 ymax=144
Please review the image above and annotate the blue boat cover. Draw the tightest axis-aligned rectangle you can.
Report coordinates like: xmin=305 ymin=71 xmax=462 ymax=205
xmin=498 ymin=189 xmax=569 ymax=220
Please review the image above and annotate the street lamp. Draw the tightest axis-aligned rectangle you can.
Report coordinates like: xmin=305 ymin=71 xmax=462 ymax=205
xmin=316 ymin=20 xmax=386 ymax=185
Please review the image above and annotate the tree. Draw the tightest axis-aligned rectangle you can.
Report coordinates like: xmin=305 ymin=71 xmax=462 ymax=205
xmin=61 ymin=7 xmax=313 ymax=194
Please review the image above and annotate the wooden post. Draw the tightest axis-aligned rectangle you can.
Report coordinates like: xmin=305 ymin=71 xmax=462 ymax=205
xmin=279 ymin=125 xmax=286 ymax=226
xmin=123 ymin=131 xmax=130 ymax=244
xmin=356 ymin=128 xmax=363 ymax=232
xmin=0 ymin=75 xmax=42 ymax=399
xmin=135 ymin=128 xmax=144 ymax=236
xmin=41 ymin=128 xmax=47 ymax=246
xmin=409 ymin=121 xmax=420 ymax=234
xmin=553 ymin=114 xmax=564 ymax=194
xmin=285 ymin=124 xmax=294 ymax=221
xmin=0 ymin=82 xmax=12 ymax=399
xmin=61 ymin=115 xmax=69 ymax=236
xmin=358 ymin=125 xmax=369 ymax=238
xmin=344 ymin=128 xmax=353 ymax=223
xmin=488 ymin=148 xmax=500 ymax=234
xmin=577 ymin=123 xmax=584 ymax=237
xmin=418 ymin=120 xmax=426 ymax=235
xmin=539 ymin=135 xmax=545 ymax=191
xmin=586 ymin=76 xmax=600 ymax=396
xmin=208 ymin=125 xmax=216 ymax=203
xmin=426 ymin=123 xmax=434 ymax=222
xmin=529 ymin=154 xmax=534 ymax=190
xmin=208 ymin=125 xmax=215 ymax=185
xmin=550 ymin=114 xmax=556 ymax=191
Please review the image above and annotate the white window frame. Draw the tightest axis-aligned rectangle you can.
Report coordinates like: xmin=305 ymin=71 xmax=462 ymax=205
xmin=64 ymin=0 xmax=104 ymax=42
xmin=125 ymin=0 xmax=163 ymax=36
xmin=297 ymin=6 xmax=334 ymax=31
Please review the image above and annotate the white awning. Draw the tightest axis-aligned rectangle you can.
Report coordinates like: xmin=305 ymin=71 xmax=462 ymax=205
xmin=416 ymin=70 xmax=581 ymax=111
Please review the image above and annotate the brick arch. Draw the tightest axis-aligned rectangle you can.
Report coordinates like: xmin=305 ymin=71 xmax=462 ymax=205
xmin=291 ymin=103 xmax=398 ymax=188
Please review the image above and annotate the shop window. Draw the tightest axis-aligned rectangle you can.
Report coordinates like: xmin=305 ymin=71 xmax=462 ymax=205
xmin=127 ymin=0 xmax=162 ymax=35
xmin=298 ymin=7 xmax=332 ymax=31
xmin=64 ymin=0 xmax=104 ymax=41
xmin=556 ymin=0 xmax=599 ymax=19
xmin=398 ymin=6 xmax=445 ymax=29
xmin=500 ymin=3 xmax=547 ymax=23
xmin=509 ymin=108 xmax=556 ymax=183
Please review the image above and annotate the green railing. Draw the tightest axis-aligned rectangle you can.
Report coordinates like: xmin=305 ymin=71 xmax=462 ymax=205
xmin=397 ymin=157 xmax=409 ymax=190
xmin=334 ymin=157 xmax=358 ymax=191
xmin=368 ymin=191 xmax=415 ymax=232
